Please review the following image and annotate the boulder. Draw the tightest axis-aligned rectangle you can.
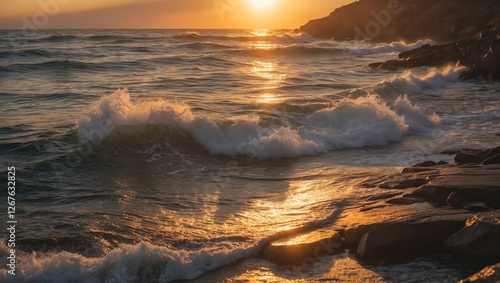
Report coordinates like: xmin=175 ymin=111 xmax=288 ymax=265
xmin=405 ymin=165 xmax=500 ymax=207
xmin=357 ymin=220 xmax=466 ymax=261
xmin=447 ymin=192 xmax=463 ymax=207
xmin=455 ymin=152 xmax=485 ymax=164
xmin=341 ymin=202 xmax=475 ymax=253
xmin=483 ymin=154 xmax=500 ymax=165
xmin=445 ymin=210 xmax=500 ymax=257
xmin=260 ymin=229 xmax=345 ymax=265
xmin=485 ymin=147 xmax=500 ymax=159
xmin=412 ymin=161 xmax=437 ymax=167
xmin=460 ymin=42 xmax=500 ymax=82
xmin=459 ymin=263 xmax=500 ymax=283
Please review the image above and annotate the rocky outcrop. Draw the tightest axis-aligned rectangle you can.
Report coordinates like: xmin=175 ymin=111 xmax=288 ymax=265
xmin=369 ymin=31 xmax=500 ymax=81
xmin=459 ymin=263 xmax=500 ymax=283
xmin=260 ymin=229 xmax=345 ymax=265
xmin=357 ymin=220 xmax=465 ymax=261
xmin=445 ymin=210 xmax=500 ymax=257
xmin=298 ymin=0 xmax=500 ymax=43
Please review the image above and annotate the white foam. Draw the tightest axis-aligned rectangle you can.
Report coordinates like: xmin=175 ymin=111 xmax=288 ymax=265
xmin=375 ymin=65 xmax=466 ymax=95
xmin=77 ymin=89 xmax=439 ymax=158
xmin=348 ymin=39 xmax=436 ymax=55
xmin=270 ymin=33 xmax=316 ymax=43
xmin=1 ymin=209 xmax=344 ymax=282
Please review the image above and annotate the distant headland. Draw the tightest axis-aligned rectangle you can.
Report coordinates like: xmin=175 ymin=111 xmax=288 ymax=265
xmin=298 ymin=0 xmax=500 ymax=81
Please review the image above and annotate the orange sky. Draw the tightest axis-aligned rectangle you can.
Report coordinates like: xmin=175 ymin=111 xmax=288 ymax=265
xmin=0 ymin=0 xmax=352 ymax=29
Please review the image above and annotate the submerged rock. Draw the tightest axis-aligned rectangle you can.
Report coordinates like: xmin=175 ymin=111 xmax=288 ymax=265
xmin=445 ymin=210 xmax=500 ymax=257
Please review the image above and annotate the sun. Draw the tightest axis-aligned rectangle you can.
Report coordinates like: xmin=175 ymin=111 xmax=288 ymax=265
xmin=249 ymin=0 xmax=277 ymax=11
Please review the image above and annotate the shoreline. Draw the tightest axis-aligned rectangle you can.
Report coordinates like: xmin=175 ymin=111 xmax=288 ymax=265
xmin=184 ymin=147 xmax=500 ymax=282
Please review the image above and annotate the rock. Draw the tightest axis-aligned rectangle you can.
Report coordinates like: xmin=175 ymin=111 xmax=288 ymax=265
xmin=341 ymin=202 xmax=475 ymax=253
xmin=447 ymin=192 xmax=463 ymax=207
xmin=298 ymin=0 xmax=500 ymax=43
xmin=437 ymin=160 xmax=450 ymax=165
xmin=463 ymin=203 xmax=492 ymax=212
xmin=445 ymin=210 xmax=500 ymax=257
xmin=356 ymin=220 xmax=463 ymax=261
xmin=406 ymin=165 xmax=500 ymax=205
xmin=485 ymin=147 xmax=500 ymax=159
xmin=459 ymin=263 xmax=500 ymax=283
xmin=386 ymin=197 xmax=424 ymax=205
xmin=379 ymin=178 xmax=429 ymax=189
xmin=455 ymin=152 xmax=485 ymax=164
xmin=460 ymin=42 xmax=500 ymax=82
xmin=401 ymin=167 xmax=436 ymax=173
xmin=260 ymin=229 xmax=345 ymax=265
xmin=412 ymin=161 xmax=437 ymax=167
xmin=484 ymin=154 xmax=500 ymax=165
xmin=356 ymin=220 xmax=466 ymax=261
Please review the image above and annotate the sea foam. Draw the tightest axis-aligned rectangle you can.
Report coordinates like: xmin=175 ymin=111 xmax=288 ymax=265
xmin=1 ymin=208 xmax=343 ymax=282
xmin=78 ymin=89 xmax=438 ymax=158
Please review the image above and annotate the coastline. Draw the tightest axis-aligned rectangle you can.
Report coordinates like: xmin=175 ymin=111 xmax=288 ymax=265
xmin=184 ymin=148 xmax=500 ymax=282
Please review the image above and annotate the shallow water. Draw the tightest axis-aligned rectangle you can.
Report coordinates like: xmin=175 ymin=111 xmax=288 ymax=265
xmin=0 ymin=29 xmax=499 ymax=282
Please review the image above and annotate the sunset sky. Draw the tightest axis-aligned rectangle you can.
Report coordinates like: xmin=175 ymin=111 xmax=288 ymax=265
xmin=0 ymin=0 xmax=352 ymax=29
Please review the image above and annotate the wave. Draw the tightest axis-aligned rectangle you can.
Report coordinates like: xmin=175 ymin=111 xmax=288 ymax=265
xmin=35 ymin=34 xmax=158 ymax=43
xmin=229 ymin=45 xmax=344 ymax=57
xmin=173 ymin=32 xmax=315 ymax=44
xmin=1 ymin=207 xmax=342 ymax=282
xmin=77 ymin=89 xmax=438 ymax=158
xmin=374 ymin=65 xmax=466 ymax=96
xmin=37 ymin=35 xmax=79 ymax=42
xmin=348 ymin=39 xmax=436 ymax=55
xmin=0 ymin=49 xmax=53 ymax=58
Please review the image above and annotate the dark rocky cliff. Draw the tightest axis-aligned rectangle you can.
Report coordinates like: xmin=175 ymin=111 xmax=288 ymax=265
xmin=299 ymin=0 xmax=500 ymax=43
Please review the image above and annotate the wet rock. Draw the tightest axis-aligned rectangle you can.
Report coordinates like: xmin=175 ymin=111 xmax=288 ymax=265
xmin=483 ymin=154 xmax=500 ymax=165
xmin=437 ymin=160 xmax=450 ymax=165
xmin=455 ymin=152 xmax=485 ymax=165
xmin=356 ymin=220 xmax=466 ymax=261
xmin=342 ymin=202 xmax=475 ymax=253
xmin=485 ymin=147 xmax=500 ymax=159
xmin=445 ymin=210 xmax=500 ymax=257
xmin=401 ymin=167 xmax=436 ymax=173
xmin=459 ymin=263 xmax=500 ymax=283
xmin=412 ymin=161 xmax=437 ymax=167
xmin=447 ymin=192 xmax=463 ymax=208
xmin=260 ymin=229 xmax=345 ymax=265
xmin=460 ymin=42 xmax=500 ymax=82
xmin=385 ymin=197 xmax=424 ymax=205
xmin=405 ymin=165 xmax=500 ymax=205
xmin=379 ymin=178 xmax=429 ymax=189
xmin=463 ymin=203 xmax=492 ymax=212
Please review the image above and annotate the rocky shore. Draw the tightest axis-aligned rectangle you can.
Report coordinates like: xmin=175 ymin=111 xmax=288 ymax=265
xmin=298 ymin=0 xmax=500 ymax=81
xmin=369 ymin=27 xmax=500 ymax=81
xmin=259 ymin=147 xmax=500 ymax=282
xmin=299 ymin=0 xmax=500 ymax=43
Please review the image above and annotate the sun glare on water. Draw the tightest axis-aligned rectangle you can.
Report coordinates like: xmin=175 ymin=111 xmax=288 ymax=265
xmin=249 ymin=0 xmax=277 ymax=11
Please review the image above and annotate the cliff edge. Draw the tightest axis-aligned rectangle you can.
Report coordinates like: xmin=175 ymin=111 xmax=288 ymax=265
xmin=299 ymin=0 xmax=500 ymax=43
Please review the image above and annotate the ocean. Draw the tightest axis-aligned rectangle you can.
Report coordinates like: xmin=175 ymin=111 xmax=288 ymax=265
xmin=0 ymin=29 xmax=499 ymax=282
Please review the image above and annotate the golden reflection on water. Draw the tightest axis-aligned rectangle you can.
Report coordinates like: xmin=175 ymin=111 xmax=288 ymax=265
xmin=249 ymin=60 xmax=286 ymax=105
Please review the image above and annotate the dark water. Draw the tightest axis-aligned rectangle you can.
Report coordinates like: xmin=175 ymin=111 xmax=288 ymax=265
xmin=0 ymin=29 xmax=499 ymax=282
